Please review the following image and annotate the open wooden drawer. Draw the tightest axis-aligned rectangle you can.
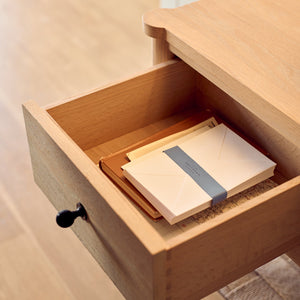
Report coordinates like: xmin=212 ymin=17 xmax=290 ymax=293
xmin=23 ymin=59 xmax=300 ymax=300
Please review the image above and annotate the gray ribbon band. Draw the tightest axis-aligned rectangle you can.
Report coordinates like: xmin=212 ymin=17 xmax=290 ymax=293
xmin=163 ymin=146 xmax=227 ymax=205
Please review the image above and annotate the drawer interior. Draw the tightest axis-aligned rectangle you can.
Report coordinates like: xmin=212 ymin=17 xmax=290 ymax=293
xmin=24 ymin=58 xmax=300 ymax=299
xmin=44 ymin=59 xmax=299 ymax=243
xmin=46 ymin=60 xmax=298 ymax=178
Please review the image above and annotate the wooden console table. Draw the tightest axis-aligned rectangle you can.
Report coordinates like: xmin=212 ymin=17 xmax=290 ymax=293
xmin=23 ymin=1 xmax=299 ymax=299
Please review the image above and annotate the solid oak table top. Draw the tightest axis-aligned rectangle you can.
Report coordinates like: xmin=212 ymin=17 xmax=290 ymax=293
xmin=143 ymin=0 xmax=300 ymax=147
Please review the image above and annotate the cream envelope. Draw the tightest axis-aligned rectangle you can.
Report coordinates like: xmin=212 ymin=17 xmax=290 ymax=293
xmin=127 ymin=117 xmax=217 ymax=161
xmin=122 ymin=124 xmax=276 ymax=225
xmin=124 ymin=125 xmax=212 ymax=168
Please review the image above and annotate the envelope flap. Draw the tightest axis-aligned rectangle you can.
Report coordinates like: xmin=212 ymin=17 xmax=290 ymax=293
xmin=179 ymin=124 xmax=276 ymax=191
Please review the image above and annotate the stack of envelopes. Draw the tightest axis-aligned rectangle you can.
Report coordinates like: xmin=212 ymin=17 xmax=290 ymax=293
xmin=100 ymin=112 xmax=217 ymax=219
xmin=122 ymin=123 xmax=276 ymax=225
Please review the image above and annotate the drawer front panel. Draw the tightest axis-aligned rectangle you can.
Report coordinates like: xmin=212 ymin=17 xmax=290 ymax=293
xmin=23 ymin=102 xmax=167 ymax=300
xmin=166 ymin=177 xmax=300 ymax=299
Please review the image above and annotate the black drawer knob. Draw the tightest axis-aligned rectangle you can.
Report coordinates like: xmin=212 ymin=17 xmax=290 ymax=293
xmin=56 ymin=203 xmax=87 ymax=228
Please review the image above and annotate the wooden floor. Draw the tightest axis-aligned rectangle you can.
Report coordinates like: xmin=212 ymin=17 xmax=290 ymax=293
xmin=0 ymin=1 xmax=153 ymax=299
xmin=1 ymin=1 xmax=298 ymax=299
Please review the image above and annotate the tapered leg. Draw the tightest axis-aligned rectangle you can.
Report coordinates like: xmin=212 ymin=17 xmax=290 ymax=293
xmin=152 ymin=38 xmax=174 ymax=64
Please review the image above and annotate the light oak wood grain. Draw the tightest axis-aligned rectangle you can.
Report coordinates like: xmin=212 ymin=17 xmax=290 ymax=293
xmin=85 ymin=109 xmax=196 ymax=162
xmin=0 ymin=0 xmax=155 ymax=108
xmin=0 ymin=189 xmax=75 ymax=300
xmin=143 ymin=0 xmax=300 ymax=149
xmin=0 ymin=192 xmax=23 ymax=244
xmin=152 ymin=38 xmax=174 ymax=64
xmin=47 ymin=60 xmax=196 ymax=150
xmin=0 ymin=98 xmax=124 ymax=300
xmin=165 ymin=177 xmax=300 ymax=299
xmin=23 ymin=100 xmax=168 ymax=300
xmin=145 ymin=0 xmax=300 ymax=269
xmin=12 ymin=0 xmax=299 ymax=299
xmin=0 ymin=0 xmax=158 ymax=299
xmin=23 ymin=57 xmax=300 ymax=298
xmin=0 ymin=235 xmax=73 ymax=300
xmin=0 ymin=0 xmax=225 ymax=297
